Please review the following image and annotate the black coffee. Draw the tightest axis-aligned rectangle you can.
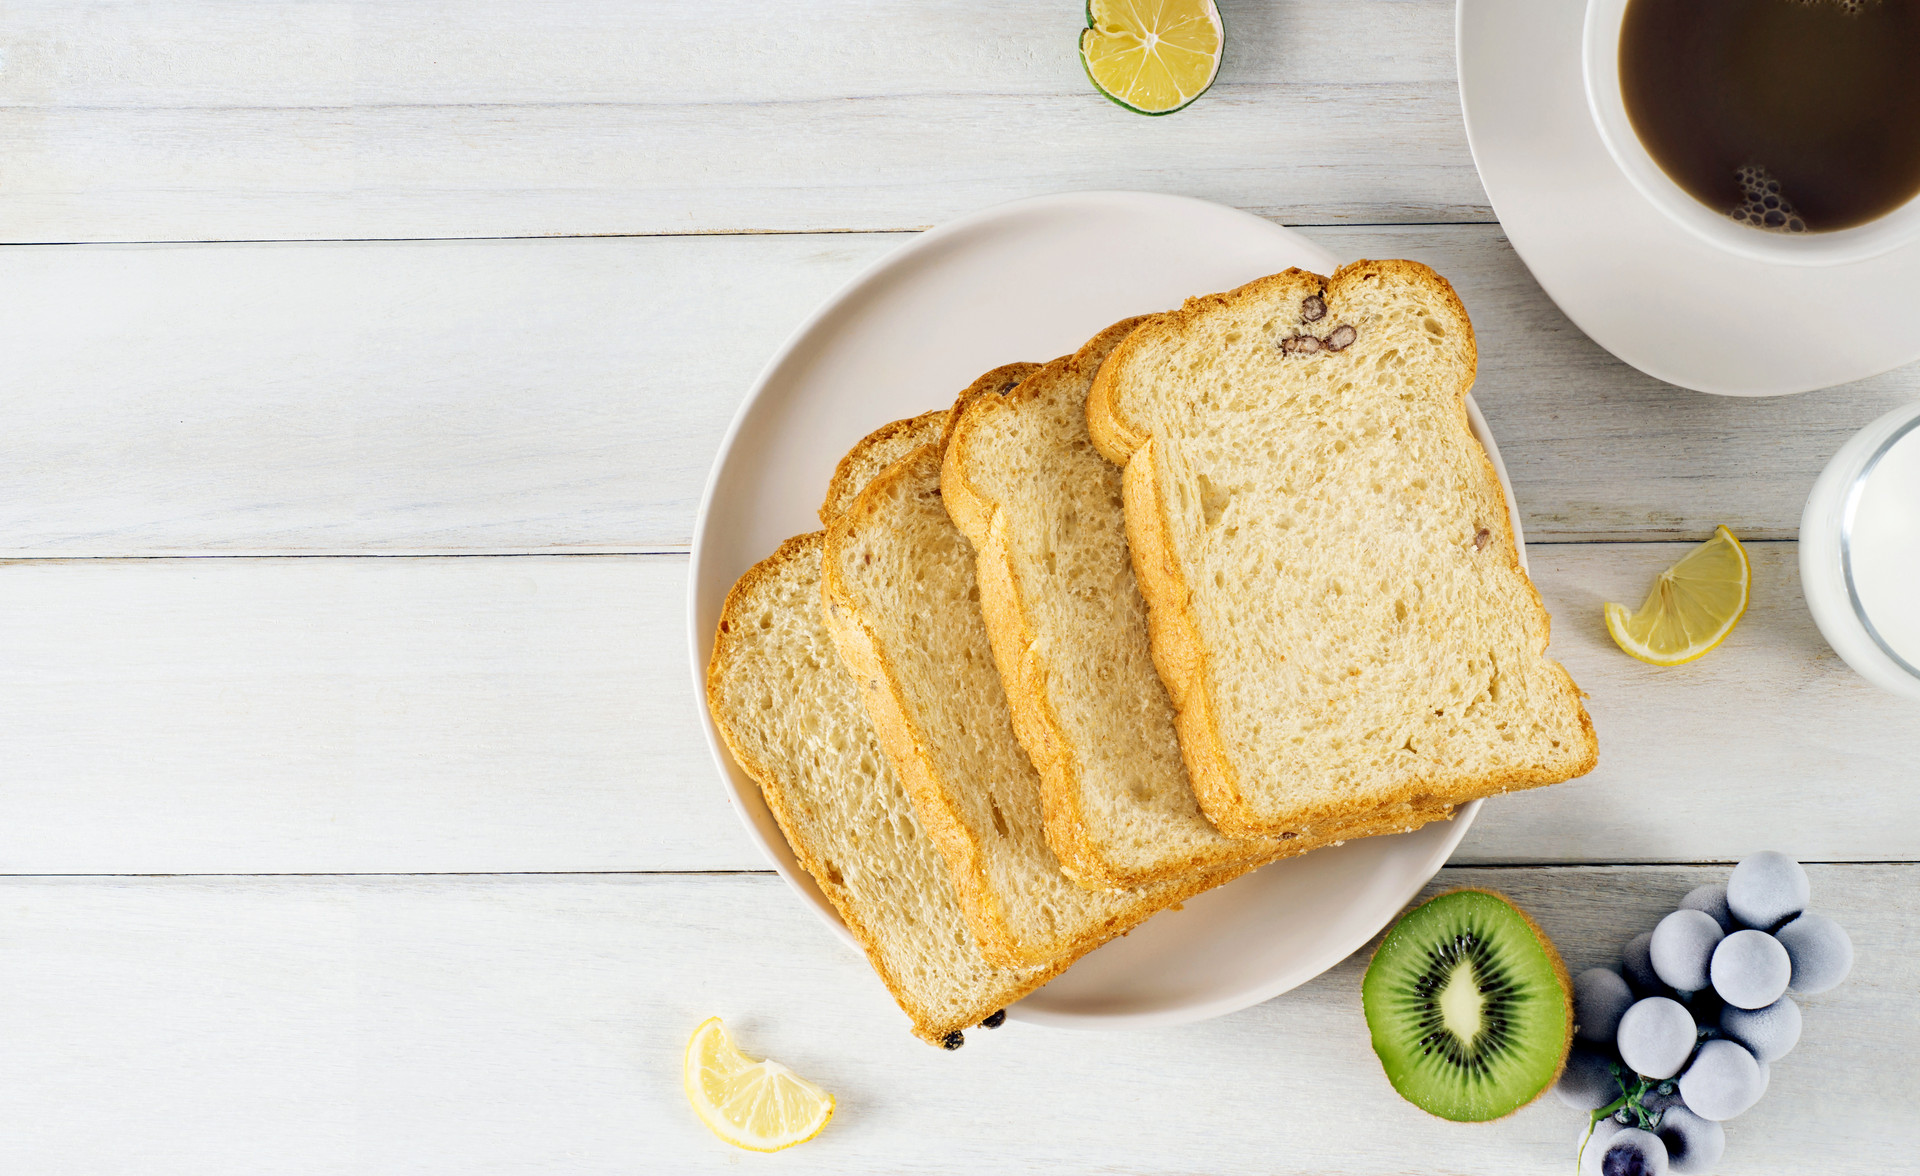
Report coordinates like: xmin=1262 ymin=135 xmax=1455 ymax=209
xmin=1619 ymin=0 xmax=1920 ymax=233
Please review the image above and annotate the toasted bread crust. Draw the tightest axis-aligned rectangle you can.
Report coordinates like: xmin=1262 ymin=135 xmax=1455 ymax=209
xmin=945 ymin=327 xmax=1161 ymax=886
xmin=821 ymin=367 xmax=1045 ymax=963
xmin=944 ymin=320 xmax=1291 ymax=886
xmin=815 ymin=379 xmax=1043 ymax=959
xmin=819 ymin=489 xmax=1018 ymax=960
xmin=824 ymin=446 xmax=1261 ymax=965
xmin=1089 ymin=261 xmax=1598 ymax=835
xmin=823 ymin=365 xmax=1272 ymax=967
xmin=707 ymin=532 xmax=1070 ymax=1043
xmin=819 ymin=408 xmax=950 ymax=526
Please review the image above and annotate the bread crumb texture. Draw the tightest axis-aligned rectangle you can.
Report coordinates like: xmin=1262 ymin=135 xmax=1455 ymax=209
xmin=945 ymin=319 xmax=1442 ymax=887
xmin=708 ymin=533 xmax=1065 ymax=1044
xmin=1092 ymin=261 xmax=1598 ymax=837
xmin=825 ymin=437 xmax=1244 ymax=965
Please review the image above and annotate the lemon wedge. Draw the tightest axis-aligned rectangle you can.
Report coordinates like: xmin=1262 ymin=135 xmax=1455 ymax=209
xmin=683 ymin=1017 xmax=834 ymax=1152
xmin=1604 ymin=525 xmax=1751 ymax=666
xmin=1080 ymin=0 xmax=1224 ymax=116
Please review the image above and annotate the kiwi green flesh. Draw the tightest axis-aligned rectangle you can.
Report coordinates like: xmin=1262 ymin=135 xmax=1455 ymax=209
xmin=1363 ymin=889 xmax=1571 ymax=1122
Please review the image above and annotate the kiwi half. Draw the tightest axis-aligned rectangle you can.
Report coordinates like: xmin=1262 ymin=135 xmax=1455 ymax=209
xmin=1362 ymin=888 xmax=1572 ymax=1122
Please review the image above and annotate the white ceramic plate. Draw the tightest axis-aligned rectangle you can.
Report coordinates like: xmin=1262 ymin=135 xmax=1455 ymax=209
xmin=688 ymin=191 xmax=1514 ymax=1029
xmin=1457 ymin=0 xmax=1920 ymax=396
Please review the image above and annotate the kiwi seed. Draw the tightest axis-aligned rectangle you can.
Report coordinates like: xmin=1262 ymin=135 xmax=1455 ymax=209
xmin=1362 ymin=888 xmax=1573 ymax=1122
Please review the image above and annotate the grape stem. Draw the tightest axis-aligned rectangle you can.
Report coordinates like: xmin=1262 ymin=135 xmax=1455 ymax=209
xmin=1574 ymin=1061 xmax=1671 ymax=1172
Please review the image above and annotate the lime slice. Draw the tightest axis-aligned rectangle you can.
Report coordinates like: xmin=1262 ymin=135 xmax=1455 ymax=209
xmin=1080 ymin=0 xmax=1224 ymax=116
xmin=1603 ymin=525 xmax=1752 ymax=666
xmin=683 ymin=1017 xmax=835 ymax=1152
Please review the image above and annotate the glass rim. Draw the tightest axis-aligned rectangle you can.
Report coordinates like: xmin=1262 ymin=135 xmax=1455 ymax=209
xmin=1840 ymin=410 xmax=1920 ymax=683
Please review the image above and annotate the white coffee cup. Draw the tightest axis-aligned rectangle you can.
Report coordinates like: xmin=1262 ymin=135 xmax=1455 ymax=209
xmin=1583 ymin=0 xmax=1920 ymax=267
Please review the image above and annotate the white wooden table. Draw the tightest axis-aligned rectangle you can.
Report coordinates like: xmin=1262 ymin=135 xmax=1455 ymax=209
xmin=3 ymin=3 xmax=1915 ymax=1172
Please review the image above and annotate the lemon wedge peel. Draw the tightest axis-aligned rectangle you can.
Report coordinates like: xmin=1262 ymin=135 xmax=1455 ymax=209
xmin=1079 ymin=0 xmax=1224 ymax=116
xmin=1603 ymin=525 xmax=1752 ymax=667
xmin=683 ymin=1016 xmax=835 ymax=1153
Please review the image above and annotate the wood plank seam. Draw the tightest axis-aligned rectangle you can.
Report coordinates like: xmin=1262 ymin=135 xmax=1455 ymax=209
xmin=0 ymin=220 xmax=1507 ymax=250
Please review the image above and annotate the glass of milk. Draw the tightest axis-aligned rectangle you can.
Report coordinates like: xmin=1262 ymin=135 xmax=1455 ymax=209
xmin=1801 ymin=400 xmax=1920 ymax=703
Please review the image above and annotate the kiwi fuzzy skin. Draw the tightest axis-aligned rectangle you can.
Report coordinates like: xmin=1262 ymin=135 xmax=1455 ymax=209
xmin=1363 ymin=887 xmax=1575 ymax=1122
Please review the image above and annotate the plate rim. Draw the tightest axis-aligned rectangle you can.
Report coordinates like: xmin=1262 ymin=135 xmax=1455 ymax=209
xmin=687 ymin=190 xmax=1513 ymax=1029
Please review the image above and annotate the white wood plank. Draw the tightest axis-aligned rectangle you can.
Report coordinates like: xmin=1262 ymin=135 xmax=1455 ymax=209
xmin=0 ymin=0 xmax=1475 ymax=243
xmin=0 ymin=0 xmax=1454 ymax=108
xmin=3 ymin=544 xmax=1917 ymax=876
xmin=0 ymin=233 xmax=898 ymax=556
xmin=4 ymin=227 xmax=1915 ymax=557
xmin=0 ymin=865 xmax=1906 ymax=1174
xmin=1454 ymin=541 xmax=1920 ymax=864
xmin=0 ymin=555 xmax=747 ymax=875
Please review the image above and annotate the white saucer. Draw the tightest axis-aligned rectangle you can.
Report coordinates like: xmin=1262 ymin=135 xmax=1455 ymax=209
xmin=1457 ymin=0 xmax=1920 ymax=396
xmin=689 ymin=191 xmax=1509 ymax=1030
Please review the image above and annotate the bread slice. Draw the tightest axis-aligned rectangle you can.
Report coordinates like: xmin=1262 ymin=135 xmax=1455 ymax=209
xmin=943 ymin=323 xmax=1456 ymax=887
xmin=709 ymin=536 xmax=1064 ymax=1047
xmin=819 ymin=408 xmax=948 ymax=526
xmin=820 ymin=363 xmax=1272 ymax=966
xmin=1087 ymin=261 xmax=1598 ymax=838
xmin=940 ymin=321 xmax=1290 ymax=886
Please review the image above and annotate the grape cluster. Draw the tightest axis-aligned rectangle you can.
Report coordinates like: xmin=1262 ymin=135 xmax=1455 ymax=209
xmin=1554 ymin=853 xmax=1853 ymax=1175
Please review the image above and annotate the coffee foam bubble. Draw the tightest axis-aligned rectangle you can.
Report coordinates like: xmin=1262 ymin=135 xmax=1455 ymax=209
xmin=1730 ymin=165 xmax=1808 ymax=233
xmin=1731 ymin=0 xmax=1875 ymax=230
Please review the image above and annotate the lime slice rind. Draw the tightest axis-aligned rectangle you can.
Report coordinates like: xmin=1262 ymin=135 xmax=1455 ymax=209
xmin=1080 ymin=0 xmax=1224 ymax=116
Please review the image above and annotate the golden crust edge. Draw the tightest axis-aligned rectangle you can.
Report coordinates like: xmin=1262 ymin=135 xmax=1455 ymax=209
xmin=956 ymin=358 xmax=1462 ymax=875
xmin=819 ymin=367 xmax=1262 ymax=966
xmin=824 ymin=444 xmax=1245 ymax=965
xmin=945 ymin=320 xmax=1292 ymax=888
xmin=818 ymin=408 xmax=951 ymax=527
xmin=1095 ymin=261 xmax=1598 ymax=837
xmin=819 ymin=447 xmax=1029 ymax=966
xmin=943 ymin=350 xmax=1119 ymax=886
xmin=706 ymin=532 xmax=1061 ymax=1043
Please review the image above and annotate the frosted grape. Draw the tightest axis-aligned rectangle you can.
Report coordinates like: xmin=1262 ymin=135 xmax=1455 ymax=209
xmin=1726 ymin=852 xmax=1808 ymax=930
xmin=1557 ymin=1047 xmax=1621 ymax=1111
xmin=1655 ymin=1104 xmax=1726 ymax=1174
xmin=1596 ymin=1127 xmax=1669 ymax=1176
xmin=1580 ymin=1117 xmax=1629 ymax=1176
xmin=1616 ymin=997 xmax=1696 ymax=1080
xmin=1651 ymin=909 xmax=1725 ymax=993
xmin=1677 ymin=883 xmax=1734 ymax=933
xmin=1775 ymin=912 xmax=1853 ymax=994
xmin=1719 ymin=996 xmax=1801 ymax=1063
xmin=1710 ymin=929 xmax=1792 ymax=1009
xmin=1575 ymin=967 xmax=1635 ymax=1044
xmin=1678 ymin=1038 xmax=1767 ymax=1121
xmin=1623 ymin=930 xmax=1667 ymax=996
